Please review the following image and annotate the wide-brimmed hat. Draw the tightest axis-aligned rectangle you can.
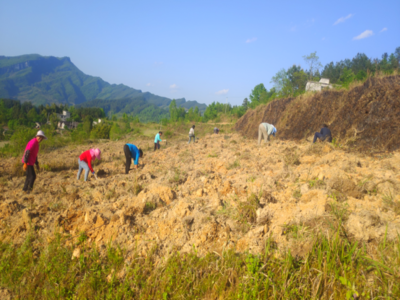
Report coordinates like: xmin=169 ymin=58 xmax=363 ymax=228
xmin=36 ymin=130 xmax=48 ymax=140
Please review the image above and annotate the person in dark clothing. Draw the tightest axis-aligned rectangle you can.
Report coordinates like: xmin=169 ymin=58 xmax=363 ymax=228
xmin=123 ymin=143 xmax=143 ymax=174
xmin=313 ymin=124 xmax=332 ymax=143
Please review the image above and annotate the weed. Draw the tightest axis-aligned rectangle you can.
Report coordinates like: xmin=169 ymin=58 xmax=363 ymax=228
xmin=328 ymin=190 xmax=348 ymax=202
xmin=105 ymin=188 xmax=118 ymax=200
xmin=229 ymin=140 xmax=237 ymax=144
xmin=246 ymin=175 xmax=256 ymax=183
xmin=144 ymin=202 xmax=156 ymax=214
xmin=0 ymin=228 xmax=400 ymax=298
xmin=164 ymin=130 xmax=173 ymax=138
xmin=207 ymin=151 xmax=218 ymax=158
xmin=308 ymin=178 xmax=326 ymax=189
xmin=49 ymin=201 xmax=65 ymax=212
xmin=332 ymin=137 xmax=341 ymax=148
xmin=169 ymin=168 xmax=186 ymax=185
xmin=284 ymin=151 xmax=301 ymax=166
xmin=293 ymin=189 xmax=302 ymax=199
xmin=216 ymin=201 xmax=235 ymax=219
xmin=382 ymin=191 xmax=400 ymax=215
xmin=227 ymin=159 xmax=240 ymax=170
xmin=282 ymin=223 xmax=309 ymax=240
xmin=236 ymin=193 xmax=260 ymax=232
xmin=77 ymin=231 xmax=88 ymax=244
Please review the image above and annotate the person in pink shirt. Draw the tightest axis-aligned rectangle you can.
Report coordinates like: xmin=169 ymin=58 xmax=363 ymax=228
xmin=22 ymin=130 xmax=47 ymax=192
xmin=77 ymin=148 xmax=101 ymax=181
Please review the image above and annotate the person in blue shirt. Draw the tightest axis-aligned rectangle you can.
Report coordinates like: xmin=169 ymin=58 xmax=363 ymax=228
xmin=154 ymin=131 xmax=163 ymax=151
xmin=123 ymin=143 xmax=143 ymax=174
xmin=313 ymin=124 xmax=332 ymax=143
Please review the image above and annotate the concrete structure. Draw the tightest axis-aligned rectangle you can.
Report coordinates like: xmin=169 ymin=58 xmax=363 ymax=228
xmin=57 ymin=111 xmax=71 ymax=121
xmin=57 ymin=121 xmax=79 ymax=130
xmin=93 ymin=119 xmax=102 ymax=126
xmin=305 ymin=78 xmax=333 ymax=92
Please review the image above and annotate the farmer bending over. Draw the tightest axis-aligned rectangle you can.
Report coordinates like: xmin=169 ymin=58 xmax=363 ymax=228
xmin=313 ymin=124 xmax=332 ymax=143
xmin=77 ymin=148 xmax=101 ymax=181
xmin=22 ymin=130 xmax=47 ymax=193
xmin=123 ymin=143 xmax=143 ymax=174
xmin=258 ymin=122 xmax=276 ymax=145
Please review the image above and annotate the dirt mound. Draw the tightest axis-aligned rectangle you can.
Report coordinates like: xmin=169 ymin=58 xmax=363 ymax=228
xmin=235 ymin=75 xmax=400 ymax=151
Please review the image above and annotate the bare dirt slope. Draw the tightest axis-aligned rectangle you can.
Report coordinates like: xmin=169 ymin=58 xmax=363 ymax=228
xmin=1 ymin=133 xmax=400 ymax=260
xmin=235 ymin=75 xmax=400 ymax=151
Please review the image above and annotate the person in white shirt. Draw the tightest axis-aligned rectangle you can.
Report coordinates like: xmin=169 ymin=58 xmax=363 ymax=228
xmin=258 ymin=122 xmax=277 ymax=145
xmin=188 ymin=125 xmax=195 ymax=144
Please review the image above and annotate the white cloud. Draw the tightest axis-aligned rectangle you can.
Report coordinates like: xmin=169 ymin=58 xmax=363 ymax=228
xmin=146 ymin=83 xmax=151 ymax=86
xmin=333 ymin=14 xmax=353 ymax=25
xmin=353 ymin=30 xmax=374 ymax=40
xmin=170 ymin=84 xmax=177 ymax=89
xmin=245 ymin=37 xmax=257 ymax=43
xmin=154 ymin=61 xmax=163 ymax=66
xmin=215 ymin=89 xmax=229 ymax=95
xmin=321 ymin=37 xmax=326 ymax=41
xmin=380 ymin=27 xmax=387 ymax=33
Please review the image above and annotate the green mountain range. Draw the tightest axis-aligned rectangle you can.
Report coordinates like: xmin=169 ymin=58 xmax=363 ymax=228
xmin=0 ymin=54 xmax=206 ymax=117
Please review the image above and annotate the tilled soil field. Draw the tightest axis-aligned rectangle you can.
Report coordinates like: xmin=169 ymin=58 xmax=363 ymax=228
xmin=1 ymin=133 xmax=400 ymax=261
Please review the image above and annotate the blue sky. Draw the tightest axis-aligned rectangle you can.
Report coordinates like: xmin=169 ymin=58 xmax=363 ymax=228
xmin=0 ymin=0 xmax=399 ymax=106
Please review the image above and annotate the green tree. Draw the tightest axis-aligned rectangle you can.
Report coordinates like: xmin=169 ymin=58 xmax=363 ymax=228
xmin=169 ymin=99 xmax=177 ymax=122
xmin=339 ymin=67 xmax=355 ymax=87
xmin=242 ymin=98 xmax=248 ymax=111
xmin=303 ymin=51 xmax=323 ymax=80
xmin=249 ymin=84 xmax=267 ymax=107
xmin=49 ymin=112 xmax=59 ymax=130
xmin=83 ymin=116 xmax=93 ymax=136
xmin=27 ymin=108 xmax=38 ymax=121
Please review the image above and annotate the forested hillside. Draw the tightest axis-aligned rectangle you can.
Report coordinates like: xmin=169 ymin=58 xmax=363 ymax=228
xmin=0 ymin=54 xmax=206 ymax=113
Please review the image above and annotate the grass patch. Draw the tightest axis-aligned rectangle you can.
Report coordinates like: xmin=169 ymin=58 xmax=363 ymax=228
xmin=1 ymin=228 xmax=399 ymax=298
xmin=207 ymin=151 xmax=218 ymax=158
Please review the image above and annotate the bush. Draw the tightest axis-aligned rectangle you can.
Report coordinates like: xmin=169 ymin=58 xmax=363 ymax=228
xmin=110 ymin=123 xmax=123 ymax=140
xmin=90 ymin=123 xmax=111 ymax=139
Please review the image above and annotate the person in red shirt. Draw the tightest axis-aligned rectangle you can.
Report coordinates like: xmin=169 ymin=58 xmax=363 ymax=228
xmin=22 ymin=130 xmax=47 ymax=192
xmin=77 ymin=148 xmax=101 ymax=181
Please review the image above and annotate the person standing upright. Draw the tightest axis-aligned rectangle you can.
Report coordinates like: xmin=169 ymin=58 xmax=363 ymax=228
xmin=154 ymin=131 xmax=163 ymax=151
xmin=22 ymin=130 xmax=47 ymax=192
xmin=258 ymin=122 xmax=277 ymax=145
xmin=188 ymin=125 xmax=195 ymax=144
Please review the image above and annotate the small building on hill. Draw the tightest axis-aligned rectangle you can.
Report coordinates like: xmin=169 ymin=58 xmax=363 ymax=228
xmin=58 ymin=121 xmax=79 ymax=130
xmin=57 ymin=111 xmax=71 ymax=121
xmin=305 ymin=78 xmax=333 ymax=92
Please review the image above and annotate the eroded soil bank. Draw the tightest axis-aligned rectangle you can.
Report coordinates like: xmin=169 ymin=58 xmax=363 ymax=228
xmin=235 ymin=75 xmax=400 ymax=151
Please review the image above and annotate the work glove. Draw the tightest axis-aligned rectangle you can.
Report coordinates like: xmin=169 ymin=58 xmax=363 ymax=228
xmin=92 ymin=171 xmax=95 ymax=175
xmin=23 ymin=163 xmax=27 ymax=171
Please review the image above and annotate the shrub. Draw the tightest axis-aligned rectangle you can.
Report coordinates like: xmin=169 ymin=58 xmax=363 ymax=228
xmin=90 ymin=123 xmax=111 ymax=139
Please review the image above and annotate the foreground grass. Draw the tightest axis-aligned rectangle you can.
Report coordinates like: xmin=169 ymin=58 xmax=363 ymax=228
xmin=0 ymin=229 xmax=399 ymax=299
